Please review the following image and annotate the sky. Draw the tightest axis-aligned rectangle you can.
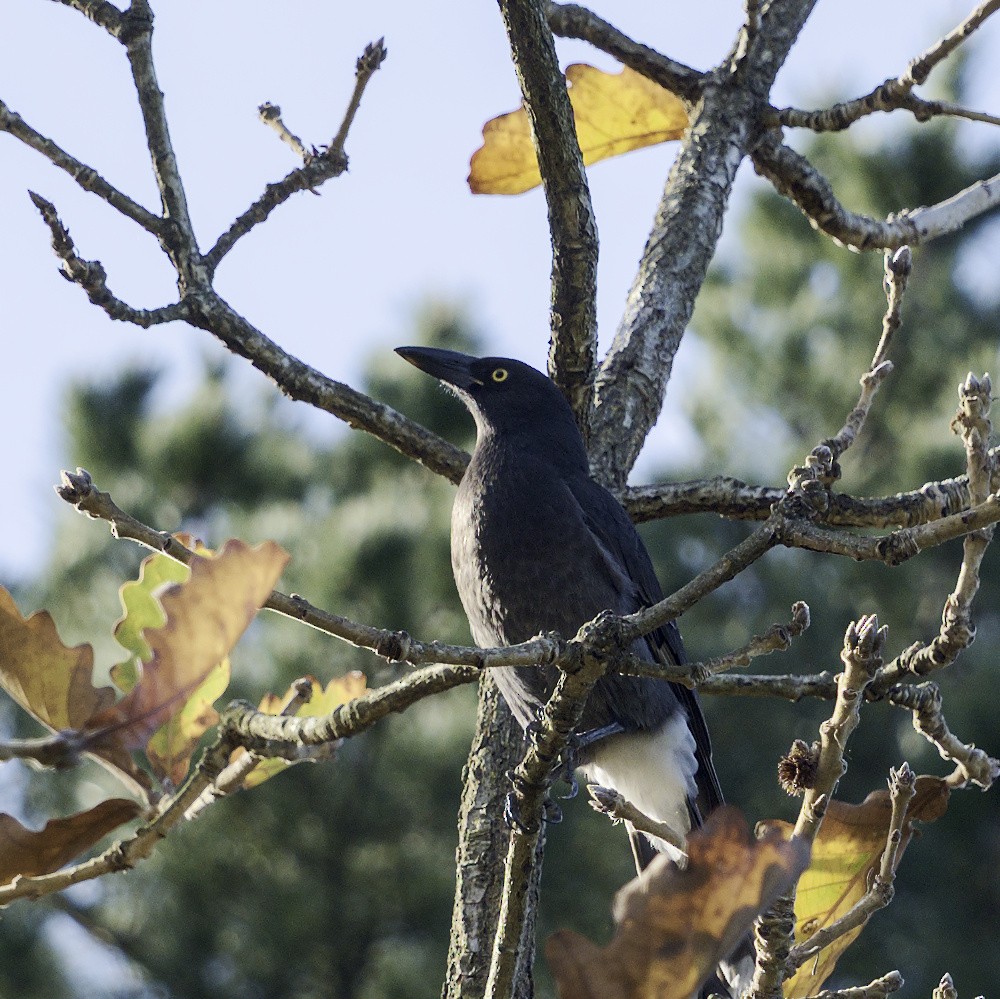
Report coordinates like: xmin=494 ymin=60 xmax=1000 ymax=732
xmin=2 ymin=1 xmax=1000 ymax=582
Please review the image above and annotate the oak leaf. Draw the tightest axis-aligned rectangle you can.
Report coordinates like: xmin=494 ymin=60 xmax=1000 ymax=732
xmin=0 ymin=799 xmax=142 ymax=885
xmin=0 ymin=587 xmax=117 ymax=732
xmin=768 ymin=776 xmax=950 ymax=997
xmin=88 ymin=539 xmax=287 ymax=753
xmin=469 ymin=64 xmax=688 ymax=195
xmin=112 ymin=539 xmax=233 ymax=786
xmin=545 ymin=806 xmax=810 ymax=999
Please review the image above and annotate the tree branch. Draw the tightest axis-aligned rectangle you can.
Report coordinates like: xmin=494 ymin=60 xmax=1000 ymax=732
xmin=498 ymin=0 xmax=598 ymax=431
xmin=588 ymin=0 xmax=819 ymax=488
xmin=800 ymin=970 xmax=905 ymax=999
xmin=206 ymin=39 xmax=386 ymax=273
xmin=888 ymin=683 xmax=999 ymax=789
xmin=788 ymin=763 xmax=916 ymax=969
xmin=773 ymin=0 xmax=1000 ymax=133
xmin=52 ymin=0 xmax=124 ymax=37
xmin=0 ymin=101 xmax=162 ymax=233
xmin=28 ymin=193 xmax=185 ymax=326
xmin=752 ymin=134 xmax=1000 ymax=251
xmin=545 ymin=3 xmax=705 ymax=103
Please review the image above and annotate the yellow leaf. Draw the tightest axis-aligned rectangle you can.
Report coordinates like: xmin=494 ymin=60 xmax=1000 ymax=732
xmin=545 ymin=807 xmax=810 ymax=999
xmin=237 ymin=672 xmax=367 ymax=789
xmin=145 ymin=659 xmax=232 ymax=787
xmin=769 ymin=776 xmax=950 ymax=997
xmin=469 ymin=64 xmax=688 ymax=195
xmin=0 ymin=799 xmax=142 ymax=885
xmin=88 ymin=539 xmax=288 ymax=752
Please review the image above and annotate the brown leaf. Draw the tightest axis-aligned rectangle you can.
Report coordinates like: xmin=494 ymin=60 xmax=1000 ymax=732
xmin=769 ymin=775 xmax=950 ymax=997
xmin=546 ymin=807 xmax=810 ymax=999
xmin=0 ymin=587 xmax=116 ymax=731
xmin=87 ymin=539 xmax=288 ymax=752
xmin=0 ymin=799 xmax=142 ymax=885
xmin=469 ymin=64 xmax=688 ymax=195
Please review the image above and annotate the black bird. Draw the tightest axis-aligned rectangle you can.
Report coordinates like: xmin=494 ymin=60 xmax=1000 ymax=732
xmin=396 ymin=347 xmax=751 ymax=992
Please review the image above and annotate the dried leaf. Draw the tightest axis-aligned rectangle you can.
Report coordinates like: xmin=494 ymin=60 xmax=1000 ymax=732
xmin=87 ymin=539 xmax=288 ymax=752
xmin=236 ymin=672 xmax=367 ymax=788
xmin=0 ymin=587 xmax=116 ymax=731
xmin=770 ymin=776 xmax=950 ymax=997
xmin=469 ymin=64 xmax=688 ymax=195
xmin=0 ymin=799 xmax=142 ymax=885
xmin=546 ymin=807 xmax=810 ymax=999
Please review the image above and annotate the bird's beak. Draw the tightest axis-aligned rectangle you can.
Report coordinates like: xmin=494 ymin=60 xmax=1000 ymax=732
xmin=395 ymin=346 xmax=483 ymax=389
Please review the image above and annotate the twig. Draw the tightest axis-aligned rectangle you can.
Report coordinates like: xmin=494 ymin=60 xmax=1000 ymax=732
xmin=872 ymin=247 xmax=912 ymax=369
xmin=183 ymin=677 xmax=320 ymax=820
xmin=620 ymin=602 xmax=811 ymax=683
xmin=775 ymin=495 xmax=1000 ymax=565
xmin=221 ymin=664 xmax=480 ymax=755
xmin=800 ymin=970 xmax=905 ymax=998
xmin=795 ymin=615 xmax=886 ymax=835
xmin=888 ymin=683 xmax=999 ymax=789
xmin=788 ymin=764 xmax=916 ymax=969
xmin=0 ymin=101 xmax=161 ymax=233
xmin=545 ymin=3 xmax=705 ymax=103
xmin=875 ymin=373 xmax=994 ymax=687
xmin=748 ymin=615 xmax=886 ymax=999
xmin=257 ymin=103 xmax=311 ymax=161
xmin=28 ymin=193 xmax=186 ymax=327
xmin=933 ymin=973 xmax=959 ymax=999
xmin=773 ymin=0 xmax=1000 ymax=134
xmin=498 ymin=0 xmax=598 ymax=431
xmin=586 ymin=784 xmax=687 ymax=854
xmin=330 ymin=39 xmax=388 ymax=153
xmin=752 ymin=135 xmax=1000 ymax=251
xmin=623 ymin=464 xmax=988 ymax=528
xmin=0 ymin=733 xmax=234 ymax=905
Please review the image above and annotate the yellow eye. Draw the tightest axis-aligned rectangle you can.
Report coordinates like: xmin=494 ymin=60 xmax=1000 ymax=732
xmin=491 ymin=368 xmax=509 ymax=383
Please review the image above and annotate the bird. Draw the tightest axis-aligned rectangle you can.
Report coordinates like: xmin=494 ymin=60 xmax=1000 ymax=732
xmin=396 ymin=346 xmax=752 ymax=995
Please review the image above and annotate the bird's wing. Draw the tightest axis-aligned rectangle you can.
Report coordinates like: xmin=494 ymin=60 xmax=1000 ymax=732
xmin=565 ymin=473 xmax=725 ymax=816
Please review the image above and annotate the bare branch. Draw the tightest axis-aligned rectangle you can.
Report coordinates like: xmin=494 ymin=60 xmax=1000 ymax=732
xmin=800 ymin=970 xmax=905 ymax=999
xmin=589 ymin=0 xmax=819 ymax=488
xmin=749 ymin=615 xmax=886 ymax=999
xmin=498 ymin=0 xmax=599 ymax=430
xmin=119 ymin=0 xmax=204 ymax=287
xmin=889 ymin=683 xmax=999 ymax=789
xmin=0 ymin=100 xmax=162 ymax=234
xmin=876 ymin=374 xmax=994 ymax=688
xmin=773 ymin=1 xmax=1000 ymax=133
xmin=872 ymin=247 xmax=912 ymax=368
xmin=199 ymin=39 xmax=387 ymax=272
xmin=587 ymin=784 xmax=687 ymax=854
xmin=52 ymin=0 xmax=124 ymax=36
xmin=753 ymin=135 xmax=1000 ymax=251
xmin=28 ymin=193 xmax=185 ymax=326
xmin=257 ymin=102 xmax=311 ymax=160
xmin=904 ymin=0 xmax=1000 ymax=87
xmin=330 ymin=38 xmax=388 ymax=153
xmin=221 ymin=665 xmax=480 ymax=753
xmin=794 ymin=615 xmax=886 ymax=841
xmin=788 ymin=763 xmax=916 ymax=969
xmin=545 ymin=3 xmax=705 ymax=103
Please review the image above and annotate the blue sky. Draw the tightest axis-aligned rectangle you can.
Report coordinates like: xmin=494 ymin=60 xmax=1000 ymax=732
xmin=2 ymin=1 xmax=999 ymax=581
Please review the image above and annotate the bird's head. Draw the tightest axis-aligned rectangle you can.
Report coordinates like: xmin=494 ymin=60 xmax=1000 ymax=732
xmin=395 ymin=346 xmax=587 ymax=466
